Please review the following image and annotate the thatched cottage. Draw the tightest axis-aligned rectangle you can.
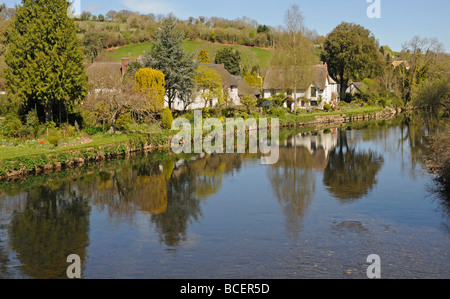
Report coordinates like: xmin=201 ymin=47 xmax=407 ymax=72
xmin=262 ymin=62 xmax=340 ymax=110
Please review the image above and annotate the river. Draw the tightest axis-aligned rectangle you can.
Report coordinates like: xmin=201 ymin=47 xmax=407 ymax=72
xmin=0 ymin=116 xmax=448 ymax=279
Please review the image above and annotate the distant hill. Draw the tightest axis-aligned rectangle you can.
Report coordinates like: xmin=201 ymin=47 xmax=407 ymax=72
xmin=103 ymin=40 xmax=274 ymax=75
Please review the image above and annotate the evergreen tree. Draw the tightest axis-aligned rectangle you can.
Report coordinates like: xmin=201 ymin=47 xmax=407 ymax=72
xmin=144 ymin=14 xmax=197 ymax=110
xmin=197 ymin=49 xmax=210 ymax=63
xmin=321 ymin=22 xmax=384 ymax=100
xmin=214 ymin=47 xmax=241 ymax=76
xmin=4 ymin=0 xmax=88 ymax=123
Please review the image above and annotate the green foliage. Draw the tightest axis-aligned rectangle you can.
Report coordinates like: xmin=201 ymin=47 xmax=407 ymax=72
xmin=2 ymin=114 xmax=22 ymax=138
xmin=115 ymin=113 xmax=133 ymax=131
xmin=83 ymin=126 xmax=104 ymax=135
xmin=321 ymin=22 xmax=384 ymax=98
xmin=271 ymin=93 xmax=286 ymax=107
xmin=323 ymin=103 xmax=331 ymax=111
xmin=194 ymin=66 xmax=223 ymax=106
xmin=82 ymin=32 xmax=108 ymax=62
xmin=267 ymin=108 xmax=286 ymax=118
xmin=412 ymin=78 xmax=450 ymax=115
xmin=161 ymin=107 xmax=174 ymax=129
xmin=241 ymin=95 xmax=257 ymax=110
xmin=214 ymin=47 xmax=241 ymax=76
xmin=243 ymin=71 xmax=258 ymax=87
xmin=48 ymin=136 xmax=59 ymax=147
xmin=4 ymin=0 xmax=88 ymax=123
xmin=197 ymin=49 xmax=211 ymax=63
xmin=144 ymin=15 xmax=198 ymax=110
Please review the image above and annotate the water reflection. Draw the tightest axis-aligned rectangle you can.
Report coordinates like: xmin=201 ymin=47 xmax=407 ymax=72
xmin=323 ymin=129 xmax=384 ymax=202
xmin=9 ymin=185 xmax=90 ymax=279
xmin=0 ymin=115 xmax=448 ymax=278
xmin=268 ymin=130 xmax=339 ymax=236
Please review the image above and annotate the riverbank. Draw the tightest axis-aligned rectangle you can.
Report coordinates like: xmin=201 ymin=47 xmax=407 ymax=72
xmin=0 ymin=107 xmax=399 ymax=181
xmin=424 ymin=124 xmax=450 ymax=197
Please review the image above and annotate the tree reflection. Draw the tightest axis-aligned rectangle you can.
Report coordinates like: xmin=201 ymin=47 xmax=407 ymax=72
xmin=323 ymin=129 xmax=384 ymax=202
xmin=267 ymin=130 xmax=338 ymax=237
xmin=9 ymin=184 xmax=90 ymax=279
xmin=151 ymin=154 xmax=244 ymax=247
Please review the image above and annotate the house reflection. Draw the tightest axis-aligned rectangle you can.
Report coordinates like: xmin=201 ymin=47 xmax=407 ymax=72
xmin=268 ymin=129 xmax=338 ymax=237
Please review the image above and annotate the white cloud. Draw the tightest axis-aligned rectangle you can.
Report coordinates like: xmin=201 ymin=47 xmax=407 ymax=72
xmin=86 ymin=6 xmax=102 ymax=13
xmin=121 ymin=0 xmax=177 ymax=15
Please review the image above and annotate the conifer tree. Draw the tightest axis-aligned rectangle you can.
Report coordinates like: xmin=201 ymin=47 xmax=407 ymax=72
xmin=4 ymin=0 xmax=88 ymax=123
xmin=144 ymin=14 xmax=197 ymax=110
xmin=197 ymin=49 xmax=210 ymax=63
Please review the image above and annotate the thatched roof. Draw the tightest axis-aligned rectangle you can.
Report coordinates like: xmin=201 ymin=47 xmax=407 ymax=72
xmin=263 ymin=63 xmax=336 ymax=91
xmin=86 ymin=62 xmax=123 ymax=88
xmin=392 ymin=60 xmax=410 ymax=68
xmin=199 ymin=63 xmax=238 ymax=87
xmin=232 ymin=75 xmax=258 ymax=98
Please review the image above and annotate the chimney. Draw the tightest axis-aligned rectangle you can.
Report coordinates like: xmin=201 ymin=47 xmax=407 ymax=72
xmin=122 ymin=57 xmax=130 ymax=76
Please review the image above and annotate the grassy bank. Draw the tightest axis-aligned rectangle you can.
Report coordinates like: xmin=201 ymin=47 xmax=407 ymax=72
xmin=0 ymin=131 xmax=171 ymax=179
xmin=0 ymin=106 xmax=394 ymax=180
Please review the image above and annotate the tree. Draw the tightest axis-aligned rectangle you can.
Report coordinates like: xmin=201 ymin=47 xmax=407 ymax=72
xmin=399 ymin=36 xmax=445 ymax=104
xmin=83 ymin=79 xmax=143 ymax=134
xmin=321 ymin=22 xmax=384 ymax=100
xmin=105 ymin=10 xmax=117 ymax=21
xmin=82 ymin=33 xmax=107 ymax=62
xmin=272 ymin=4 xmax=315 ymax=111
xmin=214 ymin=47 xmax=241 ymax=76
xmin=144 ymin=15 xmax=198 ymax=110
xmin=412 ymin=77 xmax=450 ymax=115
xmin=194 ymin=66 xmax=223 ymax=107
xmin=197 ymin=49 xmax=210 ymax=63
xmin=134 ymin=68 xmax=166 ymax=112
xmin=80 ymin=11 xmax=92 ymax=21
xmin=4 ymin=0 xmax=88 ymax=123
xmin=98 ymin=14 xmax=105 ymax=22
xmin=243 ymin=70 xmax=258 ymax=87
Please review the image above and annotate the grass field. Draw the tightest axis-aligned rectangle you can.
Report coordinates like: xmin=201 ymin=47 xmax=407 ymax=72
xmin=106 ymin=40 xmax=274 ymax=71
xmin=0 ymin=133 xmax=144 ymax=161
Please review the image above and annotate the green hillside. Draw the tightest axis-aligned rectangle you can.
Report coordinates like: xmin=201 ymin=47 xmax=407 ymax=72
xmin=105 ymin=40 xmax=274 ymax=73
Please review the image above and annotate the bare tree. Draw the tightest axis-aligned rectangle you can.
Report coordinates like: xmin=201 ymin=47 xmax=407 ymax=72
xmin=400 ymin=36 xmax=444 ymax=104
xmin=272 ymin=4 xmax=315 ymax=111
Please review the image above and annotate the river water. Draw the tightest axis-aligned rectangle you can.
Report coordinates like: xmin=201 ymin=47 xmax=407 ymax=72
xmin=0 ymin=116 xmax=448 ymax=279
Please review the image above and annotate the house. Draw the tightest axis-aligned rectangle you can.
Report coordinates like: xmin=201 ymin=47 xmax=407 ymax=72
xmin=86 ymin=57 xmax=130 ymax=92
xmin=169 ymin=63 xmax=259 ymax=111
xmin=275 ymin=129 xmax=338 ymax=170
xmin=392 ymin=60 xmax=410 ymax=69
xmin=262 ymin=62 xmax=340 ymax=110
xmin=346 ymin=82 xmax=365 ymax=95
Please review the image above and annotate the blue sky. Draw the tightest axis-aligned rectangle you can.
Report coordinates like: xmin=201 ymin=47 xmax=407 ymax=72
xmin=3 ymin=0 xmax=450 ymax=52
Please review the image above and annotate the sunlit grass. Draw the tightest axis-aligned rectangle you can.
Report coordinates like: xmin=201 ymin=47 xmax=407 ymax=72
xmin=106 ymin=40 xmax=274 ymax=70
xmin=0 ymin=133 xmax=145 ymax=161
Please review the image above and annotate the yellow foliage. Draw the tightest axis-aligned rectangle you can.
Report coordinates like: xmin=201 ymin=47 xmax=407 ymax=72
xmin=134 ymin=68 xmax=166 ymax=111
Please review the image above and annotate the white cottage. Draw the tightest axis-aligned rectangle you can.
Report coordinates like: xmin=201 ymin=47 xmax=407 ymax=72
xmin=262 ymin=62 xmax=340 ymax=110
xmin=168 ymin=63 xmax=244 ymax=111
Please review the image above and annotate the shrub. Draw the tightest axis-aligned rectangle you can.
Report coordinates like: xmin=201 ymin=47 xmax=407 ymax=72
xmin=48 ymin=135 xmax=59 ymax=147
xmin=2 ymin=114 xmax=22 ymax=138
xmin=116 ymin=112 xmax=132 ymax=130
xmin=84 ymin=126 xmax=104 ymax=135
xmin=323 ymin=103 xmax=331 ymax=111
xmin=267 ymin=108 xmax=286 ymax=118
xmin=161 ymin=107 xmax=173 ymax=129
